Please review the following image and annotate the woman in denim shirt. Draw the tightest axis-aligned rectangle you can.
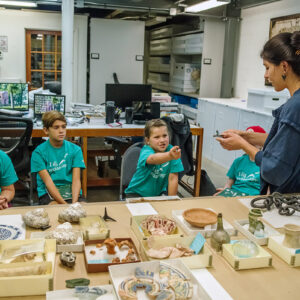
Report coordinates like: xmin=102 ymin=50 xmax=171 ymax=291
xmin=216 ymin=31 xmax=300 ymax=194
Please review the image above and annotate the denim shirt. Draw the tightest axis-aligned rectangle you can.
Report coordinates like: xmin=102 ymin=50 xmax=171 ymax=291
xmin=255 ymin=88 xmax=300 ymax=194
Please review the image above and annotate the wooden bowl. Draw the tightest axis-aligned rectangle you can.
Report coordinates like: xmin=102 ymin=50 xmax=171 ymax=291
xmin=183 ymin=208 xmax=217 ymax=228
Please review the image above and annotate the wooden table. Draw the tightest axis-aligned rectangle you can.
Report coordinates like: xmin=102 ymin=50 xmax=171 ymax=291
xmin=32 ymin=122 xmax=204 ymax=198
xmin=1 ymin=197 xmax=299 ymax=300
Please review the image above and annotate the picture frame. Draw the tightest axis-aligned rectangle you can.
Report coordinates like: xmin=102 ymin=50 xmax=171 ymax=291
xmin=265 ymin=13 xmax=300 ymax=86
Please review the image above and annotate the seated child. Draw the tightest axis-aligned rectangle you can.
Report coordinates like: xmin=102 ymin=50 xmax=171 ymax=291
xmin=0 ymin=150 xmax=18 ymax=209
xmin=214 ymin=126 xmax=266 ymax=197
xmin=31 ymin=111 xmax=86 ymax=205
xmin=125 ymin=119 xmax=184 ymax=197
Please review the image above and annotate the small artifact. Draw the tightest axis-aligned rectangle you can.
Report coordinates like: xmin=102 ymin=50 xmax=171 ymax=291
xmin=112 ymin=257 xmax=120 ymax=263
xmin=232 ymin=240 xmax=259 ymax=258
xmin=90 ymin=250 xmax=96 ymax=255
xmin=118 ymin=240 xmax=133 ymax=249
xmin=74 ymin=286 xmax=107 ymax=300
xmin=0 ymin=263 xmax=48 ymax=277
xmin=283 ymin=224 xmax=300 ymax=248
xmin=103 ymin=238 xmax=117 ymax=254
xmin=11 ymin=253 xmax=36 ymax=263
xmin=0 ymin=224 xmax=22 ymax=240
xmin=58 ymin=203 xmax=87 ymax=223
xmin=141 ymin=215 xmax=177 ymax=236
xmin=60 ymin=251 xmax=76 ymax=268
xmin=183 ymin=208 xmax=217 ymax=228
xmin=96 ymin=243 xmax=103 ymax=248
xmin=45 ymin=222 xmax=77 ymax=245
xmin=66 ymin=278 xmax=90 ymax=288
xmin=103 ymin=207 xmax=117 ymax=222
xmin=210 ymin=213 xmax=230 ymax=252
xmin=248 ymin=208 xmax=264 ymax=234
xmin=23 ymin=208 xmax=50 ymax=229
xmin=146 ymin=243 xmax=193 ymax=259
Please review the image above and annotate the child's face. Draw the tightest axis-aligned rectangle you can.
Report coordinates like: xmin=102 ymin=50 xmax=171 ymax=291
xmin=44 ymin=120 xmax=66 ymax=143
xmin=146 ymin=126 xmax=169 ymax=152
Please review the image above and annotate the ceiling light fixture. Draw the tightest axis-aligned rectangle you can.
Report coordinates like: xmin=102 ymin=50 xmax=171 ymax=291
xmin=0 ymin=1 xmax=37 ymax=7
xmin=185 ymin=0 xmax=230 ymax=13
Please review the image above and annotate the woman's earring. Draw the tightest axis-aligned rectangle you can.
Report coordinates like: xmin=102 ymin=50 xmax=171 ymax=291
xmin=282 ymin=74 xmax=286 ymax=81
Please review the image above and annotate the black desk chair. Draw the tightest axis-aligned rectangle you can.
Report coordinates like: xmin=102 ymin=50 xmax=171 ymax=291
xmin=0 ymin=116 xmax=33 ymax=206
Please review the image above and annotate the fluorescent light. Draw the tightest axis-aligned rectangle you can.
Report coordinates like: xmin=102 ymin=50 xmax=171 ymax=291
xmin=186 ymin=0 xmax=229 ymax=13
xmin=0 ymin=1 xmax=37 ymax=7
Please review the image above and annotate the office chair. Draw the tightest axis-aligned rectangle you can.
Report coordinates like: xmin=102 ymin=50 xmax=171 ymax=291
xmin=0 ymin=116 xmax=34 ymax=206
xmin=44 ymin=81 xmax=62 ymax=94
xmin=119 ymin=142 xmax=143 ymax=200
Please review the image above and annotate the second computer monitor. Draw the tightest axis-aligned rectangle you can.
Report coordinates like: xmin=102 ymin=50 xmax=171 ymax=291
xmin=105 ymin=84 xmax=152 ymax=110
xmin=34 ymin=94 xmax=66 ymax=118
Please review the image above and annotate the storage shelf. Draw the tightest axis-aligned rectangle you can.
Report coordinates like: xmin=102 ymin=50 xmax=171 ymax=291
xmin=170 ymin=90 xmax=199 ymax=98
xmin=172 ymin=29 xmax=204 ymax=37
xmin=152 ymin=84 xmax=170 ymax=93
xmin=148 ymin=69 xmax=170 ymax=74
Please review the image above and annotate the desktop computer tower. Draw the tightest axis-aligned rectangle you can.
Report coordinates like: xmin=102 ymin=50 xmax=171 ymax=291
xmin=150 ymin=102 xmax=160 ymax=119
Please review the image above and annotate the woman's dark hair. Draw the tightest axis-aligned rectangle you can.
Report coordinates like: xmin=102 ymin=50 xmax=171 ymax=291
xmin=260 ymin=31 xmax=300 ymax=76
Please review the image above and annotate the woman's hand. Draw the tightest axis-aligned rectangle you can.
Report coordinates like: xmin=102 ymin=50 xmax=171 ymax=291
xmin=216 ymin=132 xmax=246 ymax=150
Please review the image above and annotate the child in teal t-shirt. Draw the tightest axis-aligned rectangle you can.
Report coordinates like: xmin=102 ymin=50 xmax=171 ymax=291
xmin=125 ymin=119 xmax=184 ymax=197
xmin=0 ymin=150 xmax=18 ymax=209
xmin=31 ymin=111 xmax=86 ymax=205
xmin=214 ymin=126 xmax=265 ymax=197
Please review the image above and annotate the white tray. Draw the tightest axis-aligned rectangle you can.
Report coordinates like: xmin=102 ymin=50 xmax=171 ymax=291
xmin=46 ymin=285 xmax=117 ymax=300
xmin=172 ymin=209 xmax=237 ymax=238
xmin=109 ymin=259 xmax=212 ymax=300
xmin=126 ymin=195 xmax=181 ymax=203
xmin=234 ymin=219 xmax=280 ymax=245
xmin=31 ymin=231 xmax=84 ymax=253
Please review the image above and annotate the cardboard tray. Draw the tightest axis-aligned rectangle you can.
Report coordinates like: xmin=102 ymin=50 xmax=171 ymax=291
xmin=126 ymin=195 xmax=181 ymax=203
xmin=234 ymin=219 xmax=280 ymax=246
xmin=268 ymin=235 xmax=300 ymax=267
xmin=172 ymin=209 xmax=237 ymax=237
xmin=222 ymin=241 xmax=272 ymax=270
xmin=79 ymin=215 xmax=110 ymax=240
xmin=31 ymin=231 xmax=84 ymax=253
xmin=46 ymin=284 xmax=117 ymax=300
xmin=131 ymin=214 xmax=184 ymax=241
xmin=140 ymin=236 xmax=213 ymax=269
xmin=109 ymin=259 xmax=212 ymax=300
xmin=0 ymin=239 xmax=56 ymax=297
xmin=84 ymin=238 xmax=141 ymax=272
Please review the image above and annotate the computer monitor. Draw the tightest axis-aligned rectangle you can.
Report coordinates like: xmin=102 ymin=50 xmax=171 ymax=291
xmin=105 ymin=84 xmax=152 ymax=110
xmin=34 ymin=94 xmax=66 ymax=118
xmin=0 ymin=83 xmax=29 ymax=111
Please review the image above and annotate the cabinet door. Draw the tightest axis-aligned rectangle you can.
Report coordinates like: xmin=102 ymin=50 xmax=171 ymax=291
xmin=197 ymin=100 xmax=216 ymax=161
xmin=212 ymin=106 xmax=240 ymax=169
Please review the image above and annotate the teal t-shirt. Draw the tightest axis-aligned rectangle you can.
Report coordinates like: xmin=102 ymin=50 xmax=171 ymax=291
xmin=0 ymin=150 xmax=18 ymax=187
xmin=227 ymin=154 xmax=261 ymax=196
xmin=125 ymin=144 xmax=184 ymax=197
xmin=31 ymin=140 xmax=86 ymax=197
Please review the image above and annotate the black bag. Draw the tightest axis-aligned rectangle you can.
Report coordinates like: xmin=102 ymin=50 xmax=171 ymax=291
xmin=200 ymin=170 xmax=217 ymax=196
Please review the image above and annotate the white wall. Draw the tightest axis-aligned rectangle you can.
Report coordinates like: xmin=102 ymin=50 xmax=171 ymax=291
xmin=234 ymin=0 xmax=300 ymax=99
xmin=0 ymin=9 xmax=87 ymax=103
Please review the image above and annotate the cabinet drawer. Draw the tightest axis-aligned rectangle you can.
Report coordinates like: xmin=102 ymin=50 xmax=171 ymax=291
xmin=149 ymin=57 xmax=170 ymax=73
xmin=172 ymin=33 xmax=204 ymax=54
xmin=148 ymin=72 xmax=169 ymax=88
xmin=150 ymin=38 xmax=171 ymax=55
xmin=150 ymin=27 xmax=172 ymax=39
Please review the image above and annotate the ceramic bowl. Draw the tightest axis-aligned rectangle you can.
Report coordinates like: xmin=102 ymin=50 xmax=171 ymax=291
xmin=182 ymin=208 xmax=217 ymax=228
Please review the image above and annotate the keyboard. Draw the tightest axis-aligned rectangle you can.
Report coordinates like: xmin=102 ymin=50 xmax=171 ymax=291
xmin=0 ymin=109 xmax=27 ymax=116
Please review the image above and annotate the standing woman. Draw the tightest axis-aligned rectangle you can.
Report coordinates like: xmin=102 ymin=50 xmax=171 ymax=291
xmin=216 ymin=31 xmax=300 ymax=194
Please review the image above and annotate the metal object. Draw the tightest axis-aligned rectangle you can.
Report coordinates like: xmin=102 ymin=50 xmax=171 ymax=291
xmin=103 ymin=207 xmax=117 ymax=222
xmin=251 ymin=192 xmax=300 ymax=216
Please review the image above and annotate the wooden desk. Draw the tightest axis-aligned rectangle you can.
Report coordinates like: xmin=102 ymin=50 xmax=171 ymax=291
xmin=1 ymin=197 xmax=299 ymax=300
xmin=32 ymin=123 xmax=204 ymax=198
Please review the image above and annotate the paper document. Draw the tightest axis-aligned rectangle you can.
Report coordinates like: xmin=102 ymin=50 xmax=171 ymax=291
xmin=126 ymin=203 xmax=158 ymax=216
xmin=192 ymin=268 xmax=233 ymax=300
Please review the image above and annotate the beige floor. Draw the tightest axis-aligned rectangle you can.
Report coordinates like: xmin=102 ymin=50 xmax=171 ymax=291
xmin=86 ymin=157 xmax=227 ymax=202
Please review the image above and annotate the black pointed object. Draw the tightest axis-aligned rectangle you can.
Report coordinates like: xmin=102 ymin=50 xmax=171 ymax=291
xmin=103 ymin=207 xmax=117 ymax=222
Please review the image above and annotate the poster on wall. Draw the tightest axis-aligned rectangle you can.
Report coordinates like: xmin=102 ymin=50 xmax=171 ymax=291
xmin=0 ymin=36 xmax=8 ymax=52
xmin=265 ymin=13 xmax=300 ymax=85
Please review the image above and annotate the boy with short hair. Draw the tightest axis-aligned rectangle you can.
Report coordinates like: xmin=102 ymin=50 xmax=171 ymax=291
xmin=0 ymin=150 xmax=18 ymax=209
xmin=31 ymin=111 xmax=86 ymax=205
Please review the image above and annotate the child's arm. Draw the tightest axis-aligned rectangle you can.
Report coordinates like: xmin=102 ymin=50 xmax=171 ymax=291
xmin=213 ymin=178 xmax=235 ymax=196
xmin=168 ymin=173 xmax=179 ymax=196
xmin=38 ymin=170 xmax=67 ymax=204
xmin=0 ymin=184 xmax=15 ymax=210
xmin=72 ymin=168 xmax=81 ymax=203
xmin=146 ymin=146 xmax=181 ymax=165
